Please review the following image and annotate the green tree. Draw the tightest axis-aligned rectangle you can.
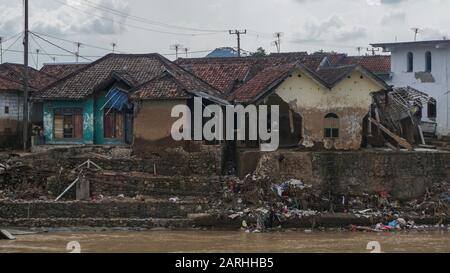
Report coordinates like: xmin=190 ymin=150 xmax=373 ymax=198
xmin=251 ymin=47 xmax=267 ymax=57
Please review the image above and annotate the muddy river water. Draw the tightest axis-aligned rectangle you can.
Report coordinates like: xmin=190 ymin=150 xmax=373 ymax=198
xmin=1 ymin=230 xmax=450 ymax=253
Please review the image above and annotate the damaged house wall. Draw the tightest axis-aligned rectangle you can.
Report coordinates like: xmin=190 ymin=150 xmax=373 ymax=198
xmin=133 ymin=99 xmax=189 ymax=151
xmin=274 ymin=69 xmax=385 ymax=150
xmin=43 ymin=98 xmax=95 ymax=145
xmin=378 ymin=42 xmax=450 ymax=136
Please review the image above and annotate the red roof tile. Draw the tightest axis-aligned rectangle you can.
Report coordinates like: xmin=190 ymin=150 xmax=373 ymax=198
xmin=40 ymin=63 xmax=89 ymax=80
xmin=340 ymin=55 xmax=391 ymax=74
xmin=0 ymin=63 xmax=56 ymax=93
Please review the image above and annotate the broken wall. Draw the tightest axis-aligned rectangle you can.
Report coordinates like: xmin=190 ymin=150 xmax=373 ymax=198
xmin=275 ymin=69 xmax=384 ymax=150
xmin=237 ymin=149 xmax=450 ymax=201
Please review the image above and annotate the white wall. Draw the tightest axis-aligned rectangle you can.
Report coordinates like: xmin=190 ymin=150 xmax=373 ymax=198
xmin=389 ymin=45 xmax=450 ymax=136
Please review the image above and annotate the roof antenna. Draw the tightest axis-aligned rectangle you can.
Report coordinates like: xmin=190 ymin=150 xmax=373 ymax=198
xmin=170 ymin=43 xmax=183 ymax=60
xmin=411 ymin=27 xmax=422 ymax=41
xmin=111 ymin=43 xmax=117 ymax=53
xmin=271 ymin=32 xmax=284 ymax=53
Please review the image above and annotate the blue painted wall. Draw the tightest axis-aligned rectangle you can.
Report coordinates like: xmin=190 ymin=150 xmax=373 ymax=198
xmin=43 ymin=98 xmax=94 ymax=145
xmin=43 ymin=89 xmax=129 ymax=145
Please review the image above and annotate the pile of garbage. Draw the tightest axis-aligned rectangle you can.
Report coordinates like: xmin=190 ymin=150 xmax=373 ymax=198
xmin=213 ymin=171 xmax=450 ymax=232
xmin=212 ymin=174 xmax=323 ymax=232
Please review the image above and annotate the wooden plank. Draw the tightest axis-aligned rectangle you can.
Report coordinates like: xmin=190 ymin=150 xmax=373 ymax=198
xmin=369 ymin=117 xmax=413 ymax=150
xmin=418 ymin=125 xmax=426 ymax=145
xmin=0 ymin=230 xmax=16 ymax=240
xmin=385 ymin=142 xmax=399 ymax=151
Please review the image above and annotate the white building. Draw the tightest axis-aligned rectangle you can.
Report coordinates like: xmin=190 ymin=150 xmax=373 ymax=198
xmin=371 ymin=40 xmax=450 ymax=137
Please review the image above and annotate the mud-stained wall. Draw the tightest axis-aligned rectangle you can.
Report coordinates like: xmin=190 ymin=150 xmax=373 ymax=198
xmin=275 ymin=69 xmax=385 ymax=150
xmin=133 ymin=100 xmax=188 ymax=151
xmin=237 ymin=150 xmax=450 ymax=201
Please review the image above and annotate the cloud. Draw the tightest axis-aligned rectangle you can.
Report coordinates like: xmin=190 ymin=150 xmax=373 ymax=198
xmin=291 ymin=15 xmax=367 ymax=43
xmin=381 ymin=11 xmax=406 ymax=25
xmin=420 ymin=27 xmax=448 ymax=40
xmin=0 ymin=0 xmax=131 ymax=37
xmin=0 ymin=5 xmax=22 ymax=36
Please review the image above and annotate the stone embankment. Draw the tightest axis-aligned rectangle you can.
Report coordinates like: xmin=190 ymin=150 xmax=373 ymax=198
xmin=0 ymin=146 xmax=449 ymax=231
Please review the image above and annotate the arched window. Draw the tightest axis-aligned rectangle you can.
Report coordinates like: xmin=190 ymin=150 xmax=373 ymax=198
xmin=407 ymin=52 xmax=414 ymax=72
xmin=425 ymin=51 xmax=432 ymax=72
xmin=324 ymin=113 xmax=339 ymax=138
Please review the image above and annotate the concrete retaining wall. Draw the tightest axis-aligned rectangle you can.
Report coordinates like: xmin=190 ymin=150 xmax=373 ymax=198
xmin=237 ymin=149 xmax=450 ymax=201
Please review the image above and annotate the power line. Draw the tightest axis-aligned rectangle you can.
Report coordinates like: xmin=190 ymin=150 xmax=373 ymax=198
xmin=30 ymin=33 xmax=56 ymax=61
xmin=2 ymin=33 xmax=23 ymax=56
xmin=78 ymin=0 xmax=227 ymax=33
xmin=30 ymin=32 xmax=94 ymax=62
xmin=51 ymin=0 xmax=223 ymax=37
xmin=32 ymin=31 xmax=127 ymax=53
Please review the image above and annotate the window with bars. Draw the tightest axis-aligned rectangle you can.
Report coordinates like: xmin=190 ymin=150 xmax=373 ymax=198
xmin=54 ymin=108 xmax=83 ymax=139
xmin=324 ymin=113 xmax=340 ymax=138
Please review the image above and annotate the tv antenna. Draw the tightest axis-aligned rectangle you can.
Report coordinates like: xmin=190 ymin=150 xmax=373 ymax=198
xmin=411 ymin=27 xmax=423 ymax=41
xmin=271 ymin=32 xmax=284 ymax=53
xmin=170 ymin=43 xmax=183 ymax=59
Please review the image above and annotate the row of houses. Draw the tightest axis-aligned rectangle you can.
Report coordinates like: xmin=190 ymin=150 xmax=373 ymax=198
xmin=0 ymin=41 xmax=447 ymax=152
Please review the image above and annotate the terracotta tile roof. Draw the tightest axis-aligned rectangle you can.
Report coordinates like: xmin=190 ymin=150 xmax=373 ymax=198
xmin=39 ymin=53 xmax=224 ymax=102
xmin=0 ymin=63 xmax=56 ymax=93
xmin=314 ymin=65 xmax=359 ymax=86
xmin=0 ymin=75 xmax=24 ymax=92
xmin=232 ymin=63 xmax=296 ymax=103
xmin=233 ymin=63 xmax=389 ymax=103
xmin=40 ymin=63 xmax=89 ymax=80
xmin=339 ymin=55 xmax=391 ymax=74
xmin=176 ymin=53 xmax=309 ymax=94
xmin=130 ymin=73 xmax=192 ymax=100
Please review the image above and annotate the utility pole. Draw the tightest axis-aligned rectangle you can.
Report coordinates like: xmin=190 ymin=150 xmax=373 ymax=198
xmin=229 ymin=30 xmax=247 ymax=57
xmin=35 ymin=49 xmax=40 ymax=69
xmin=111 ymin=42 xmax=117 ymax=53
xmin=52 ymin=57 xmax=56 ymax=63
xmin=75 ymin=42 xmax=82 ymax=63
xmin=0 ymin=37 xmax=3 ymax=64
xmin=23 ymin=0 xmax=29 ymax=151
xmin=184 ymin=47 xmax=189 ymax=58
xmin=356 ymin=46 xmax=363 ymax=56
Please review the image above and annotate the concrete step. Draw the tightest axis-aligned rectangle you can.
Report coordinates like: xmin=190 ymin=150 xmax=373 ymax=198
xmin=0 ymin=218 xmax=193 ymax=229
xmin=0 ymin=201 xmax=212 ymax=219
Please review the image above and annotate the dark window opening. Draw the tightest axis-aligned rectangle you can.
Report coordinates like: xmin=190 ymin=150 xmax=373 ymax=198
xmin=324 ymin=113 xmax=340 ymax=138
xmin=54 ymin=108 xmax=83 ymax=139
xmin=428 ymin=100 xmax=437 ymax=120
xmin=104 ymin=109 xmax=124 ymax=139
xmin=4 ymin=106 xmax=9 ymax=114
xmin=407 ymin=52 xmax=414 ymax=72
xmin=425 ymin=51 xmax=432 ymax=72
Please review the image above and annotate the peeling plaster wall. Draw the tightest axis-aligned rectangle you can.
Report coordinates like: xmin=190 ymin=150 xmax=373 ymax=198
xmin=275 ymin=69 xmax=384 ymax=150
xmin=43 ymin=98 xmax=94 ymax=145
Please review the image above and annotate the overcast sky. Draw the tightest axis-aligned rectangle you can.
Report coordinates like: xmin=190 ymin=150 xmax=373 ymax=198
xmin=0 ymin=0 xmax=449 ymax=67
